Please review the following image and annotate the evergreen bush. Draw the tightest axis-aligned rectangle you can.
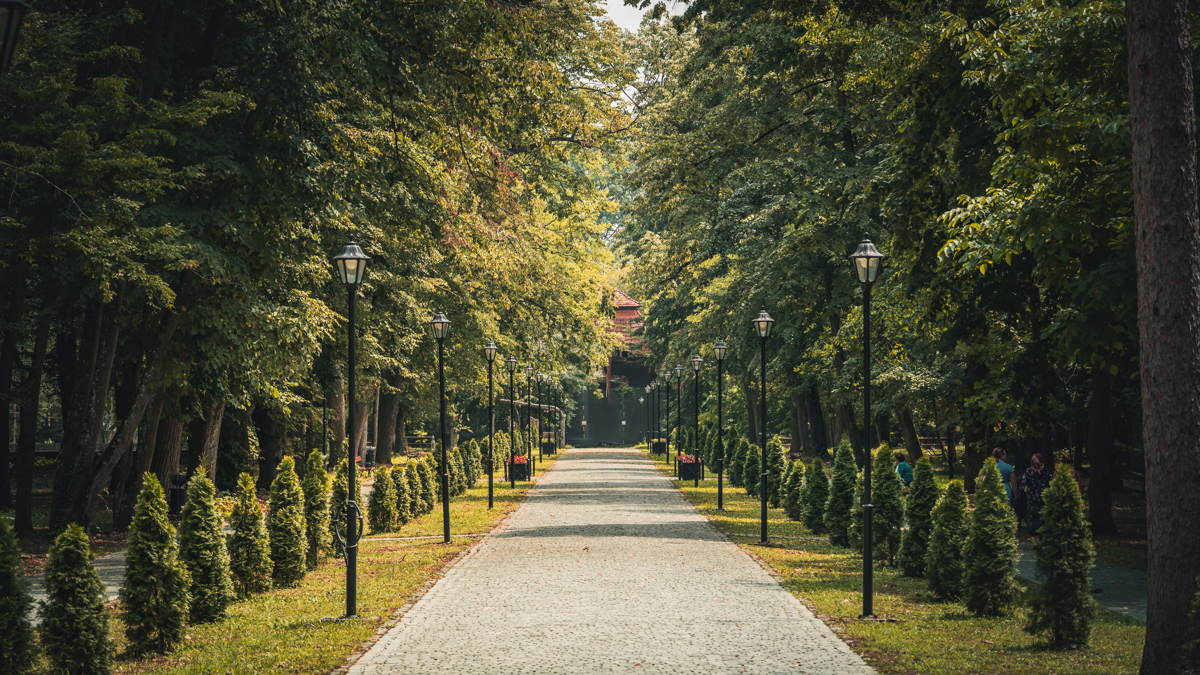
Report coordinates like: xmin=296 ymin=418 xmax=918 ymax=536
xmin=824 ymin=436 xmax=857 ymax=547
xmin=1025 ymin=464 xmax=1097 ymax=646
xmin=925 ymin=479 xmax=969 ymax=600
xmin=727 ymin=437 xmax=746 ymax=487
xmin=301 ymin=450 xmax=329 ymax=571
xmin=267 ymin=456 xmax=307 ymax=588
xmin=897 ymin=456 xmax=938 ymax=577
xmin=963 ymin=458 xmax=1020 ymax=616
xmin=0 ymin=516 xmax=34 ymax=673
xmin=39 ymin=523 xmax=112 ymax=674
xmin=765 ymin=436 xmax=786 ymax=507
xmin=121 ymin=473 xmax=191 ymax=655
xmin=871 ymin=445 xmax=905 ymax=565
xmin=228 ymin=472 xmax=272 ymax=596
xmin=393 ymin=464 xmax=412 ymax=527
xmin=784 ymin=460 xmax=805 ymax=521
xmin=464 ymin=439 xmax=482 ymax=487
xmin=802 ymin=458 xmax=829 ymax=534
xmin=742 ymin=442 xmax=761 ymax=497
xmin=368 ymin=465 xmax=399 ymax=533
xmin=848 ymin=469 xmax=864 ymax=549
xmin=418 ymin=458 xmax=437 ymax=514
xmin=450 ymin=442 xmax=467 ymax=496
xmin=406 ymin=460 xmax=426 ymax=516
xmin=178 ymin=474 xmax=235 ymax=623
xmin=329 ymin=458 xmax=364 ymax=556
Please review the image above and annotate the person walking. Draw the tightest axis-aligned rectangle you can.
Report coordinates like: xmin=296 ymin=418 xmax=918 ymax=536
xmin=1018 ymin=453 xmax=1054 ymax=536
xmin=894 ymin=451 xmax=913 ymax=487
xmin=993 ymin=447 xmax=1016 ymax=505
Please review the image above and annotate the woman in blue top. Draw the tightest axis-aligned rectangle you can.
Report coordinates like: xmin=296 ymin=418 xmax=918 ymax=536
xmin=894 ymin=451 xmax=913 ymax=486
xmin=993 ymin=447 xmax=1015 ymax=505
xmin=1019 ymin=453 xmax=1054 ymax=536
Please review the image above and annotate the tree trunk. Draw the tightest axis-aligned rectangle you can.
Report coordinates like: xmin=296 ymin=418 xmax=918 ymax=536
xmin=375 ymin=370 xmax=402 ymax=466
xmin=352 ymin=398 xmax=369 ymax=460
xmin=1087 ymin=368 xmax=1119 ymax=535
xmin=898 ymin=408 xmax=922 ymax=461
xmin=806 ymin=388 xmax=828 ymax=451
xmin=197 ymin=395 xmax=226 ymax=482
xmin=150 ymin=410 xmax=184 ymax=493
xmin=14 ymin=290 xmax=53 ymax=535
xmin=744 ymin=372 xmax=759 ymax=446
xmin=396 ymin=400 xmax=408 ymax=457
xmin=0 ymin=280 xmax=25 ymax=510
xmin=255 ymin=409 xmax=286 ymax=490
xmin=1127 ymin=0 xmax=1200 ymax=667
xmin=108 ymin=359 xmax=141 ymax=508
xmin=329 ymin=372 xmax=345 ymax=461
xmin=961 ymin=406 xmax=985 ymax=493
xmin=945 ymin=423 xmax=958 ymax=480
xmin=49 ymin=300 xmax=103 ymax=532
xmin=115 ymin=391 xmax=163 ymax=530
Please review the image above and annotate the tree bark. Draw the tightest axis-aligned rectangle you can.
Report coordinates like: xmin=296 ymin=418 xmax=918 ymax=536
xmin=197 ymin=395 xmax=226 ymax=482
xmin=329 ymin=372 xmax=345 ymax=461
xmin=0 ymin=280 xmax=25 ymax=510
xmin=744 ymin=372 xmax=759 ymax=446
xmin=254 ymin=409 xmax=286 ymax=490
xmin=1127 ymin=0 xmax=1200 ymax=668
xmin=396 ymin=400 xmax=408 ymax=457
xmin=352 ymin=397 xmax=369 ymax=460
xmin=49 ymin=300 xmax=103 ymax=532
xmin=1087 ymin=368 xmax=1119 ymax=535
xmin=806 ymin=387 xmax=828 ymax=451
xmin=114 ymin=390 xmax=163 ymax=530
xmin=14 ymin=290 xmax=53 ymax=535
xmin=150 ymin=406 xmax=184 ymax=493
xmin=898 ymin=408 xmax=923 ymax=461
xmin=789 ymin=389 xmax=804 ymax=457
xmin=375 ymin=369 xmax=402 ymax=466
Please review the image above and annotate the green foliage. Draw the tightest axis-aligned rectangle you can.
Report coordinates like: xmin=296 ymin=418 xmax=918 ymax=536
xmin=301 ymin=451 xmax=330 ymax=571
xmin=228 ymin=473 xmax=272 ymax=596
xmin=802 ymin=459 xmax=829 ymax=535
xmin=825 ymin=437 xmax=857 ymax=547
xmin=368 ymin=465 xmax=399 ymax=534
xmin=926 ymin=480 xmax=970 ymax=601
xmin=463 ymin=439 xmax=482 ymax=487
xmin=121 ymin=474 xmax=191 ymax=655
xmin=897 ymin=457 xmax=938 ymax=577
xmin=765 ymin=435 xmax=786 ymax=508
xmin=329 ymin=458 xmax=364 ymax=557
xmin=1025 ymin=464 xmax=1096 ymax=646
xmin=784 ymin=460 xmax=805 ymax=521
xmin=39 ymin=524 xmax=112 ymax=675
xmin=392 ymin=465 xmax=412 ymax=527
xmin=178 ymin=475 xmax=235 ymax=623
xmin=417 ymin=459 xmax=437 ymax=515
xmin=267 ymin=457 xmax=307 ymax=588
xmin=0 ymin=516 xmax=34 ymax=673
xmin=849 ymin=470 xmax=864 ymax=549
xmin=963 ymin=459 xmax=1020 ymax=616
xmin=448 ymin=443 xmax=467 ymax=497
xmin=742 ymin=442 xmax=761 ymax=497
xmin=727 ymin=437 xmax=747 ymax=487
xmin=406 ymin=461 xmax=427 ymax=517
xmin=871 ymin=445 xmax=905 ymax=565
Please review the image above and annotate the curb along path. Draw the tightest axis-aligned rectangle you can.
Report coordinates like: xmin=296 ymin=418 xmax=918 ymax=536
xmin=348 ymin=447 xmax=875 ymax=675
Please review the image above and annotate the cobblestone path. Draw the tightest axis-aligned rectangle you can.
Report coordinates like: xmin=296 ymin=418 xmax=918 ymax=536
xmin=348 ymin=447 xmax=875 ymax=675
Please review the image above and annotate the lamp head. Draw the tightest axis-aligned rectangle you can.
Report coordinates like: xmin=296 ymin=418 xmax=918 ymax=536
xmin=429 ymin=311 xmax=451 ymax=340
xmin=752 ymin=308 xmax=775 ymax=339
xmin=850 ymin=235 xmax=884 ymax=286
xmin=506 ymin=355 xmax=517 ymax=373
xmin=484 ymin=341 xmax=498 ymax=362
xmin=713 ymin=340 xmax=727 ymax=361
xmin=0 ymin=0 xmax=30 ymax=75
xmin=333 ymin=241 xmax=370 ymax=285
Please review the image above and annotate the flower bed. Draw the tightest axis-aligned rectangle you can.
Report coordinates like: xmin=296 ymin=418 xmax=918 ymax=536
xmin=678 ymin=455 xmax=703 ymax=481
xmin=509 ymin=457 xmax=531 ymax=481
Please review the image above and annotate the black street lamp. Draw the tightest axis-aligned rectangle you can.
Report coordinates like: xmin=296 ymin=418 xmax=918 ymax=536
xmin=691 ymin=353 xmax=702 ymax=486
xmin=752 ymin=308 xmax=775 ymax=544
xmin=674 ymin=363 xmax=683 ymax=466
xmin=333 ymin=240 xmax=369 ymax=618
xmin=484 ymin=341 xmax=498 ymax=509
xmin=430 ymin=311 xmax=452 ymax=544
xmin=643 ymin=385 xmax=650 ymax=450
xmin=506 ymin=356 xmax=517 ymax=486
xmin=663 ymin=370 xmax=672 ymax=467
xmin=851 ymin=236 xmax=883 ymax=618
xmin=0 ymin=0 xmax=30 ymax=75
xmin=714 ymin=340 xmax=727 ymax=509
xmin=524 ymin=364 xmax=534 ymax=477
xmin=536 ymin=372 xmax=545 ymax=460
xmin=649 ymin=381 xmax=657 ymax=453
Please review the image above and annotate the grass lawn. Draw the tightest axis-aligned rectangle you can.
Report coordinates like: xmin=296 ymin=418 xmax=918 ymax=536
xmin=26 ymin=460 xmax=554 ymax=675
xmin=640 ymin=447 xmax=1145 ymax=675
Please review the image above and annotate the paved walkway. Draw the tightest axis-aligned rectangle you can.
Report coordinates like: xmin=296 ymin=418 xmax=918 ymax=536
xmin=1017 ymin=550 xmax=1146 ymax=622
xmin=27 ymin=549 xmax=125 ymax=622
xmin=349 ymin=447 xmax=874 ymax=675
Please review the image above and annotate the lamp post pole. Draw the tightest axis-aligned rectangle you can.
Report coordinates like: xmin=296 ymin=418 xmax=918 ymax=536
xmin=851 ymin=236 xmax=884 ymax=618
xmin=334 ymin=241 xmax=370 ymax=618
xmin=507 ymin=356 xmax=517 ymax=487
xmin=752 ymin=309 xmax=775 ymax=545
xmin=485 ymin=342 xmax=497 ymax=509
xmin=537 ymin=374 xmax=544 ymax=461
xmin=525 ymin=365 xmax=534 ymax=477
xmin=714 ymin=341 xmax=726 ymax=510
xmin=431 ymin=312 xmax=451 ymax=544
xmin=691 ymin=354 xmax=702 ymax=487
xmin=664 ymin=372 xmax=672 ymax=467
xmin=674 ymin=364 xmax=683 ymax=468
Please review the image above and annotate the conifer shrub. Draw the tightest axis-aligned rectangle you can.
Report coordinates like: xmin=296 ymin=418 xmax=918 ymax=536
xmin=0 ymin=516 xmax=35 ymax=673
xmin=963 ymin=458 xmax=1020 ymax=616
xmin=449 ymin=442 xmax=467 ymax=496
xmin=267 ymin=456 xmax=307 ymax=588
xmin=872 ymin=445 xmax=905 ymax=565
xmin=742 ymin=442 xmax=762 ymax=497
xmin=39 ymin=523 xmax=112 ymax=674
xmin=429 ymin=445 xmax=444 ymax=500
xmin=329 ymin=458 xmax=364 ymax=556
xmin=765 ymin=436 xmax=786 ymax=507
xmin=418 ymin=458 xmax=437 ymax=514
xmin=406 ymin=460 xmax=426 ymax=516
xmin=178 ymin=474 xmax=235 ymax=623
xmin=925 ymin=479 xmax=969 ymax=600
xmin=121 ymin=473 xmax=191 ymax=655
xmin=824 ymin=436 xmax=857 ymax=547
xmin=727 ymin=437 xmax=746 ymax=487
xmin=301 ymin=450 xmax=329 ymax=570
xmin=228 ymin=472 xmax=272 ymax=596
xmin=1025 ymin=464 xmax=1097 ymax=646
xmin=392 ymin=464 xmax=411 ymax=527
xmin=802 ymin=458 xmax=829 ymax=534
xmin=897 ymin=456 xmax=938 ymax=577
xmin=848 ymin=469 xmax=864 ymax=549
xmin=784 ymin=460 xmax=805 ymax=521
xmin=368 ymin=465 xmax=398 ymax=533
xmin=464 ymin=439 xmax=482 ymax=487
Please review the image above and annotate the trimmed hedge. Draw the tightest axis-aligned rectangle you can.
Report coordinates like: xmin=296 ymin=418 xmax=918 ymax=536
xmin=1025 ymin=464 xmax=1096 ymax=646
xmin=121 ymin=473 xmax=191 ymax=655
xmin=0 ymin=516 xmax=35 ymax=672
xmin=824 ymin=436 xmax=856 ymax=547
xmin=179 ymin=474 xmax=235 ymax=622
xmin=301 ymin=450 xmax=330 ymax=570
xmin=40 ymin=523 xmax=112 ymax=674
xmin=228 ymin=472 xmax=272 ymax=596
xmin=926 ymin=479 xmax=969 ymax=601
xmin=897 ymin=456 xmax=937 ymax=577
xmin=267 ymin=456 xmax=307 ymax=588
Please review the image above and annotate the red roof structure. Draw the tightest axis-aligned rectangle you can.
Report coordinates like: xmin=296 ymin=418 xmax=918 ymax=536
xmin=607 ymin=289 xmax=646 ymax=354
